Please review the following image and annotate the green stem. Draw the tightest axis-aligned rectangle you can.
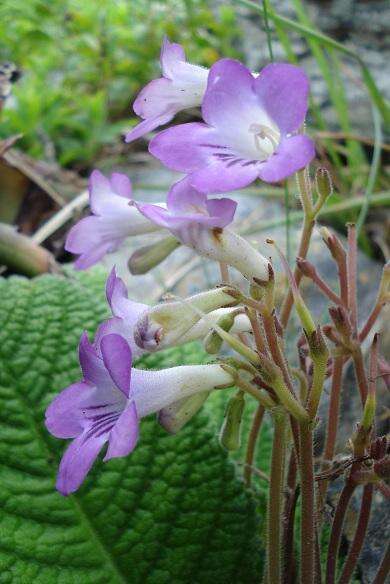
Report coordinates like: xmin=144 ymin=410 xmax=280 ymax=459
xmin=299 ymin=423 xmax=317 ymax=584
xmin=267 ymin=408 xmax=287 ymax=584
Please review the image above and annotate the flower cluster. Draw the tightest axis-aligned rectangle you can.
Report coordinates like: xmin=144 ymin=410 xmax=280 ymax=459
xmin=49 ymin=37 xmax=316 ymax=495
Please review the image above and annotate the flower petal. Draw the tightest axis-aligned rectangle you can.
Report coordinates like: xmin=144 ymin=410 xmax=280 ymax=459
xmin=149 ymin=122 xmax=219 ymax=172
xmin=160 ymin=37 xmax=186 ymax=79
xmin=100 ymin=334 xmax=132 ymax=397
xmin=110 ymin=173 xmax=132 ymax=199
xmin=45 ymin=382 xmax=92 ymax=439
xmin=254 ymin=63 xmax=310 ymax=134
xmin=79 ymin=332 xmax=111 ymax=386
xmin=257 ymin=134 xmax=315 ymax=183
xmin=166 ymin=177 xmax=207 ymax=215
xmin=125 ymin=112 xmax=175 ymax=143
xmin=206 ymin=197 xmax=237 ymax=228
xmin=56 ymin=432 xmax=107 ymax=495
xmin=202 ymin=58 xmax=257 ymax=128
xmin=104 ymin=401 xmax=139 ymax=461
xmin=190 ymin=159 xmax=259 ymax=194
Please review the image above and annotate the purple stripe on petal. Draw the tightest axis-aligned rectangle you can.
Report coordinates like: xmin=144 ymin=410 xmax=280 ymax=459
xmin=56 ymin=432 xmax=106 ymax=496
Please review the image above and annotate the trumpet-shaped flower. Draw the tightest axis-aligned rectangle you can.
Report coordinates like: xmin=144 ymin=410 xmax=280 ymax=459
xmin=45 ymin=331 xmax=233 ymax=495
xmin=65 ymin=170 xmax=162 ymax=269
xmin=97 ymin=267 xmax=241 ymax=353
xmin=149 ymin=59 xmax=315 ymax=191
xmin=137 ymin=178 xmax=271 ymax=283
xmin=125 ymin=37 xmax=209 ymax=143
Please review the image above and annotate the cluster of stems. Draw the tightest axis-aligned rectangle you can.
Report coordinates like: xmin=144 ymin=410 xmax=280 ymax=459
xmin=210 ymin=168 xmax=389 ymax=583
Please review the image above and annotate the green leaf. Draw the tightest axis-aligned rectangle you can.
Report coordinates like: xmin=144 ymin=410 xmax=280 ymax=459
xmin=0 ymin=269 xmax=263 ymax=583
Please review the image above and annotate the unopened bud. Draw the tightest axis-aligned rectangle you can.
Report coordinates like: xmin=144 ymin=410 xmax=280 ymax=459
xmin=373 ymin=456 xmax=390 ymax=480
xmin=305 ymin=326 xmax=329 ymax=362
xmin=320 ymin=227 xmax=346 ymax=265
xmin=296 ymin=257 xmax=317 ymax=279
xmin=329 ymin=306 xmax=353 ymax=340
xmin=204 ymin=310 xmax=238 ymax=354
xmin=128 ymin=235 xmax=180 ymax=274
xmin=370 ymin=436 xmax=387 ymax=460
xmin=361 ymin=393 xmax=376 ymax=431
xmin=315 ymin=168 xmax=333 ymax=202
xmin=158 ymin=392 xmax=210 ymax=434
xmin=219 ymin=391 xmax=245 ymax=451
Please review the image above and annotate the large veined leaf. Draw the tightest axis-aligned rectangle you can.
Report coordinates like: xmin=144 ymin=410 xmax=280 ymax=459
xmin=0 ymin=270 xmax=264 ymax=583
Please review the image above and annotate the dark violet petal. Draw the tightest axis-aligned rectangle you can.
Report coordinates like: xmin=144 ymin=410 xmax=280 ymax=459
xmin=79 ymin=332 xmax=111 ymax=386
xmin=254 ymin=63 xmax=310 ymax=134
xmin=100 ymin=334 xmax=132 ymax=397
xmin=104 ymin=401 xmax=139 ymax=461
xmin=257 ymin=134 xmax=315 ymax=183
xmin=105 ymin=267 xmax=117 ymax=306
xmin=56 ymin=432 xmax=107 ymax=495
xmin=149 ymin=122 xmax=217 ymax=172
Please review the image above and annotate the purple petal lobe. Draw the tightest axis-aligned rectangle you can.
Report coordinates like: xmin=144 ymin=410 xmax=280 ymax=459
xmin=126 ymin=110 xmax=175 ymax=143
xmin=190 ymin=159 xmax=259 ymax=194
xmin=104 ymin=401 xmax=139 ymax=461
xmin=56 ymin=432 xmax=106 ymax=495
xmin=45 ymin=382 xmax=92 ymax=439
xmin=257 ymin=134 xmax=315 ymax=183
xmin=79 ymin=332 xmax=110 ymax=386
xmin=149 ymin=122 xmax=217 ymax=172
xmin=254 ymin=63 xmax=309 ymax=134
xmin=100 ymin=334 xmax=132 ymax=397
xmin=110 ymin=173 xmax=132 ymax=199
xmin=160 ymin=37 xmax=186 ymax=79
xmin=206 ymin=198 xmax=237 ymax=228
xmin=202 ymin=58 xmax=256 ymax=128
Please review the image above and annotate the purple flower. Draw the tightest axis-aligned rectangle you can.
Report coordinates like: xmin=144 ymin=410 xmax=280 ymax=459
xmin=45 ymin=330 xmax=233 ymax=495
xmin=149 ymin=59 xmax=315 ymax=192
xmin=94 ymin=267 xmax=148 ymax=359
xmin=136 ymin=176 xmax=237 ymax=235
xmin=137 ymin=178 xmax=271 ymax=283
xmin=65 ymin=170 xmax=162 ymax=269
xmin=46 ymin=332 xmax=139 ymax=495
xmin=125 ymin=37 xmax=209 ymax=143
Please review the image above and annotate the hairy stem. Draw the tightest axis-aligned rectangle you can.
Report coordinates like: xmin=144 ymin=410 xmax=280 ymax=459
xmin=244 ymin=404 xmax=265 ymax=487
xmin=299 ymin=423 xmax=317 ymax=584
xmin=372 ymin=541 xmax=390 ymax=584
xmin=325 ymin=482 xmax=356 ymax=584
xmin=338 ymin=483 xmax=373 ymax=584
xmin=267 ymin=409 xmax=287 ymax=584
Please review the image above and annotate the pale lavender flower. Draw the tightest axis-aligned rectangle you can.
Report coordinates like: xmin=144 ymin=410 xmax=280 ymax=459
xmin=45 ymin=330 xmax=233 ymax=495
xmin=125 ymin=37 xmax=209 ymax=143
xmin=149 ymin=59 xmax=315 ymax=191
xmin=137 ymin=178 xmax=271 ymax=283
xmin=65 ymin=170 xmax=162 ymax=269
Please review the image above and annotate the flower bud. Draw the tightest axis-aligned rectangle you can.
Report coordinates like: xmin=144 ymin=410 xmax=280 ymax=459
xmin=134 ymin=286 xmax=238 ymax=351
xmin=219 ymin=391 xmax=245 ymax=451
xmin=314 ymin=168 xmax=333 ymax=202
xmin=320 ymin=227 xmax=346 ymax=265
xmin=373 ymin=456 xmax=390 ymax=480
xmin=204 ymin=310 xmax=239 ymax=354
xmin=329 ymin=306 xmax=353 ymax=341
xmin=158 ymin=391 xmax=210 ymax=434
xmin=128 ymin=235 xmax=180 ymax=274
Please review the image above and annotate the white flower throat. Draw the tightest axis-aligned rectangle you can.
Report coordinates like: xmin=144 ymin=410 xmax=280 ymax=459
xmin=248 ymin=122 xmax=280 ymax=159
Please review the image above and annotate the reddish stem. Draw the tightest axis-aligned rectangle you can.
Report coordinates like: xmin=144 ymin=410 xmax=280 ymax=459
xmin=338 ymin=483 xmax=373 ymax=584
xmin=325 ymin=481 xmax=356 ymax=584
xmin=373 ymin=541 xmax=390 ymax=584
xmin=299 ymin=423 xmax=316 ymax=584
xmin=359 ymin=301 xmax=384 ymax=342
xmin=244 ymin=404 xmax=265 ymax=488
xmin=347 ymin=224 xmax=358 ymax=333
xmin=351 ymin=349 xmax=368 ymax=405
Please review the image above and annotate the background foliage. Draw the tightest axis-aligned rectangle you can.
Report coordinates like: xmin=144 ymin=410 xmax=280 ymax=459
xmin=0 ymin=0 xmax=241 ymax=167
